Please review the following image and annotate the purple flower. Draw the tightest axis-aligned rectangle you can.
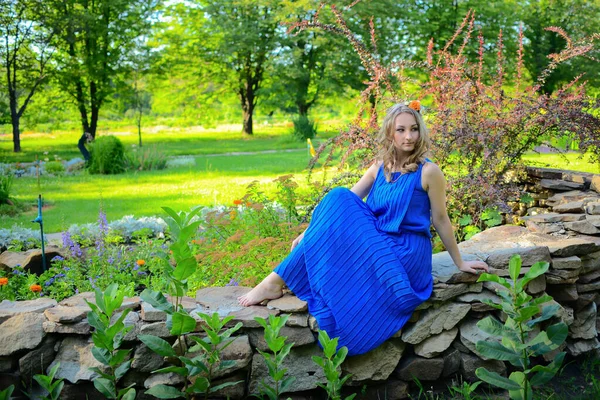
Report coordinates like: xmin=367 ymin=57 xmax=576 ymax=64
xmin=51 ymin=255 xmax=65 ymax=262
xmin=98 ymin=210 xmax=109 ymax=235
xmin=75 ymin=288 xmax=79 ymax=294
xmin=226 ymin=278 xmax=239 ymax=287
xmin=107 ymin=257 xmax=114 ymax=265
xmin=62 ymin=231 xmax=83 ymax=258
xmin=137 ymin=271 xmax=147 ymax=276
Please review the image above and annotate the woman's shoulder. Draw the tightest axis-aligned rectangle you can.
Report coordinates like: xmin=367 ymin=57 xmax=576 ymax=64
xmin=421 ymin=161 xmax=444 ymax=191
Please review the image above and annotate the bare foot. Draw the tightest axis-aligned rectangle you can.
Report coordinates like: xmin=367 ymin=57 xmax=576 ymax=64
xmin=238 ymin=282 xmax=283 ymax=307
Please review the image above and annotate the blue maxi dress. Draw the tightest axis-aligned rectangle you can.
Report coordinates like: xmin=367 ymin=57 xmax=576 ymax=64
xmin=274 ymin=162 xmax=433 ymax=355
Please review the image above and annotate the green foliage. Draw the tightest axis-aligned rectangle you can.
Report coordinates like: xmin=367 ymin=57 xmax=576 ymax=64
xmin=254 ymin=314 xmax=295 ymax=400
xmin=139 ymin=206 xmax=242 ymax=399
xmin=89 ymin=135 xmax=126 ymax=175
xmin=0 ymin=170 xmax=13 ymax=204
xmin=85 ymin=283 xmax=136 ymax=399
xmin=0 ymin=385 xmax=14 ymax=400
xmin=44 ymin=161 xmax=65 ymax=175
xmin=448 ymin=379 xmax=481 ymax=400
xmin=291 ymin=115 xmax=317 ymax=141
xmin=123 ymin=145 xmax=167 ymax=171
xmin=31 ymin=362 xmax=65 ymax=400
xmin=475 ymin=254 xmax=568 ymax=400
xmin=312 ymin=330 xmax=355 ymax=400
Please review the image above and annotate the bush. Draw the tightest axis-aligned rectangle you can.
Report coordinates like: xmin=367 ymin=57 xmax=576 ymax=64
xmin=45 ymin=161 xmax=65 ymax=175
xmin=0 ymin=171 xmax=13 ymax=204
xmin=291 ymin=115 xmax=317 ymax=140
xmin=89 ymin=135 xmax=125 ymax=175
xmin=123 ymin=145 xmax=167 ymax=171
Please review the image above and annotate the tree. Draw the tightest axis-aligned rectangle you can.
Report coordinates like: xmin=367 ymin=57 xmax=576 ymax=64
xmin=521 ymin=0 xmax=600 ymax=94
xmin=196 ymin=0 xmax=282 ymax=135
xmin=42 ymin=0 xmax=159 ymax=158
xmin=0 ymin=0 xmax=54 ymax=153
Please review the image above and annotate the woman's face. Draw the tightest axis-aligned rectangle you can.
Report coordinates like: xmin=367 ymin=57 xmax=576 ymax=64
xmin=393 ymin=112 xmax=419 ymax=154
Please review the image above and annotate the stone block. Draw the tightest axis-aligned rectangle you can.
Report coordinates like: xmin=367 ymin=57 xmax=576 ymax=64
xmin=569 ymin=303 xmax=597 ymax=340
xmin=249 ymin=345 xmax=325 ymax=394
xmin=547 ymin=284 xmax=579 ymax=302
xmin=564 ymin=220 xmax=600 ymax=235
xmin=395 ymin=355 xmax=444 ymax=381
xmin=554 ymin=201 xmax=585 ymax=213
xmin=540 ymin=179 xmax=584 ymax=191
xmin=131 ymin=344 xmax=166 ymax=373
xmin=43 ymin=320 xmax=91 ymax=335
xmin=591 ymin=175 xmax=600 ymax=193
xmin=226 ymin=306 xmax=279 ymax=329
xmin=414 ymin=328 xmax=458 ymax=358
xmin=248 ymin=327 xmax=314 ymax=351
xmin=401 ymin=303 xmax=471 ymax=345
xmin=566 ymin=338 xmax=600 ymax=356
xmin=0 ymin=312 xmax=46 ymax=356
xmin=342 ymin=340 xmax=405 ymax=382
xmin=551 ymin=256 xmax=582 ymax=270
xmin=586 ymin=202 xmax=600 ymax=215
xmin=285 ymin=313 xmax=308 ymax=328
xmin=442 ymin=347 xmax=462 ymax=378
xmin=485 ymin=246 xmax=552 ymax=269
xmin=18 ymin=336 xmax=57 ymax=384
xmin=430 ymin=283 xmax=482 ymax=302
xmin=49 ymin=336 xmax=107 ymax=384
xmin=44 ymin=306 xmax=87 ymax=323
xmin=460 ymin=353 xmax=506 ymax=382
xmin=0 ymin=298 xmax=56 ymax=321
xmin=267 ymin=295 xmax=307 ymax=313
xmin=459 ymin=317 xmax=501 ymax=360
xmin=195 ymin=286 xmax=250 ymax=317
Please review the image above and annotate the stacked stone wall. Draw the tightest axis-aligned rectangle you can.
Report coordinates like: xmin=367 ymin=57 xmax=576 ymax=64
xmin=1 ymin=166 xmax=600 ymax=399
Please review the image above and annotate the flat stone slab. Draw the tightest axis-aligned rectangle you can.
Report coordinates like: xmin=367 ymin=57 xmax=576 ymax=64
xmin=195 ymin=286 xmax=250 ymax=317
xmin=523 ymin=213 xmax=586 ymax=223
xmin=414 ymin=328 xmax=458 ymax=358
xmin=431 ymin=252 xmax=481 ymax=284
xmin=401 ymin=303 xmax=470 ymax=345
xmin=564 ymin=220 xmax=600 ymax=235
xmin=395 ymin=355 xmax=444 ymax=381
xmin=586 ymin=202 xmax=600 ymax=215
xmin=266 ymin=295 xmax=307 ymax=313
xmin=249 ymin=345 xmax=325 ymax=394
xmin=343 ymin=340 xmax=405 ymax=382
xmin=430 ymin=283 xmax=482 ymax=302
xmin=0 ymin=246 xmax=66 ymax=275
xmin=248 ymin=326 xmax=315 ymax=351
xmin=459 ymin=318 xmax=498 ymax=360
xmin=59 ymin=293 xmax=140 ymax=312
xmin=552 ymin=256 xmax=582 ymax=270
xmin=226 ymin=306 xmax=280 ymax=329
xmin=0 ymin=313 xmax=46 ymax=356
xmin=485 ymin=246 xmax=551 ymax=269
xmin=43 ymin=320 xmax=91 ymax=335
xmin=44 ymin=306 xmax=87 ymax=323
xmin=554 ymin=201 xmax=585 ymax=213
xmin=49 ymin=336 xmax=107 ymax=383
xmin=0 ymin=298 xmax=56 ymax=320
xmin=540 ymin=179 xmax=584 ymax=191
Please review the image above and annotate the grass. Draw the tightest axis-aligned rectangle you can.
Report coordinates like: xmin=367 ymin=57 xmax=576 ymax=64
xmin=3 ymin=150 xmax=335 ymax=232
xmin=0 ymin=122 xmax=340 ymax=163
xmin=522 ymin=152 xmax=600 ymax=174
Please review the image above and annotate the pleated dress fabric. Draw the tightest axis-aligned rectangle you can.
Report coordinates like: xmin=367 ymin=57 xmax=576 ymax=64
xmin=274 ymin=162 xmax=434 ymax=355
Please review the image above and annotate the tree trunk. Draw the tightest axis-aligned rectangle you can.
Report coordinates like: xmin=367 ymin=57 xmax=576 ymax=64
xmin=241 ymin=85 xmax=255 ymax=135
xmin=11 ymin=119 xmax=21 ymax=153
xmin=137 ymin=110 xmax=142 ymax=147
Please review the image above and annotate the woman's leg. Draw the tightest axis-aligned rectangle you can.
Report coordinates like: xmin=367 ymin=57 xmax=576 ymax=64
xmin=237 ymin=272 xmax=285 ymax=306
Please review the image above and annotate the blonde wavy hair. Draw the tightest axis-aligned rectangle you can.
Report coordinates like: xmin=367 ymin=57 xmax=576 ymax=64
xmin=376 ymin=103 xmax=430 ymax=182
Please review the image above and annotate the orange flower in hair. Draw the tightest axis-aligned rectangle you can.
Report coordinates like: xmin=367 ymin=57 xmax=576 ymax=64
xmin=407 ymin=100 xmax=421 ymax=112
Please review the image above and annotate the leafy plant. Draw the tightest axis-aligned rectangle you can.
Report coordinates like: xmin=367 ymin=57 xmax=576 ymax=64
xmin=0 ymin=170 xmax=13 ymax=204
xmin=254 ymin=314 xmax=295 ymax=400
xmin=139 ymin=206 xmax=242 ymax=399
xmin=291 ymin=114 xmax=317 ymax=140
xmin=32 ymin=362 xmax=65 ymax=400
xmin=0 ymin=385 xmax=14 ymax=400
xmin=124 ymin=145 xmax=167 ymax=171
xmin=475 ymin=254 xmax=568 ymax=400
xmin=448 ymin=379 xmax=481 ymax=400
xmin=85 ymin=283 xmax=136 ymax=400
xmin=89 ymin=135 xmax=126 ymax=175
xmin=311 ymin=330 xmax=355 ymax=400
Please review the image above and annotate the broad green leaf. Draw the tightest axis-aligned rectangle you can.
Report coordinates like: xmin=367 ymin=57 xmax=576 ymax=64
xmin=115 ymin=359 xmax=132 ymax=381
xmin=509 ymin=254 xmax=521 ymax=282
xmin=527 ymin=304 xmax=560 ymax=327
xmin=93 ymin=378 xmax=116 ymax=399
xmin=475 ymin=341 xmax=521 ymax=363
xmin=152 ymin=366 xmax=188 ymax=376
xmin=170 ymin=311 xmax=196 ymax=336
xmin=138 ymin=335 xmax=177 ymax=357
xmin=546 ymin=322 xmax=568 ymax=347
xmin=476 ymin=317 xmax=504 ymax=337
xmin=50 ymin=381 xmax=64 ymax=400
xmin=458 ymin=214 xmax=473 ymax=226
xmin=0 ymin=385 xmax=14 ymax=399
xmin=209 ymin=380 xmax=244 ymax=393
xmin=525 ymin=331 xmax=549 ymax=348
xmin=140 ymin=289 xmax=174 ymax=314
xmin=172 ymin=256 xmax=197 ymax=281
xmin=33 ymin=374 xmax=51 ymax=390
xmin=508 ymin=371 xmax=531 ymax=400
xmin=517 ymin=261 xmax=550 ymax=291
xmin=475 ymin=368 xmax=521 ymax=390
xmin=47 ymin=362 xmax=60 ymax=381
xmin=188 ymin=376 xmax=210 ymax=393
xmin=477 ymin=273 xmax=511 ymax=289
xmin=92 ymin=347 xmax=112 ymax=366
xmin=120 ymin=388 xmax=136 ymax=400
xmin=529 ymin=352 xmax=566 ymax=386
xmin=179 ymin=220 xmax=202 ymax=243
xmin=146 ymin=384 xmax=184 ymax=399
xmin=162 ymin=207 xmax=182 ymax=225
xmin=516 ymin=305 xmax=540 ymax=323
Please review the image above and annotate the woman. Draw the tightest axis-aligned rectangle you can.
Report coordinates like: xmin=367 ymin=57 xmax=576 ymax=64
xmin=238 ymin=103 xmax=488 ymax=355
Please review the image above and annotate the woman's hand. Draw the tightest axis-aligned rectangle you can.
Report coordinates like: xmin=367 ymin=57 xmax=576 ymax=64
xmin=291 ymin=232 xmax=305 ymax=251
xmin=458 ymin=260 xmax=489 ymax=275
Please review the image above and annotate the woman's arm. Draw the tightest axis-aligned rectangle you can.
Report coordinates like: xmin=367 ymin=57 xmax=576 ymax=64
xmin=351 ymin=162 xmax=380 ymax=200
xmin=423 ymin=163 xmax=488 ymax=274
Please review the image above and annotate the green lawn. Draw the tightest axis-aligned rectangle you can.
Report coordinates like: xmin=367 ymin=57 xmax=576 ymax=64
xmin=3 ymin=150 xmax=332 ymax=232
xmin=522 ymin=152 xmax=600 ymax=174
xmin=0 ymin=123 xmax=339 ymax=163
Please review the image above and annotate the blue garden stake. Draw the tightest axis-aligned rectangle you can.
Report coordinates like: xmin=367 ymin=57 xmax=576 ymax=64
xmin=32 ymin=194 xmax=47 ymax=272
